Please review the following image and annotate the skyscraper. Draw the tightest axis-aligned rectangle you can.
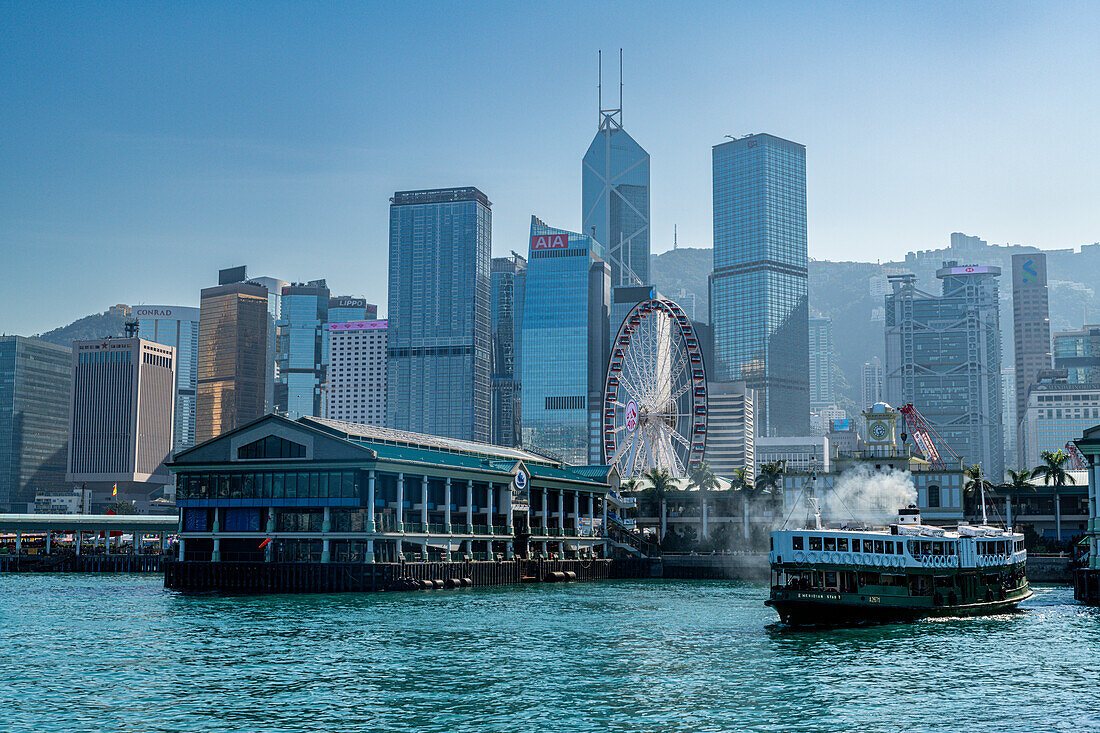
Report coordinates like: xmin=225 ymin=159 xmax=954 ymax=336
xmin=133 ymin=305 xmax=200 ymax=452
xmin=491 ymin=254 xmax=526 ymax=447
xmin=276 ymin=280 xmax=330 ymax=419
xmin=704 ymin=381 xmax=754 ymax=481
xmin=1054 ymin=326 xmax=1100 ymax=383
xmin=387 ymin=187 xmax=492 ymax=442
xmin=1011 ymin=252 xmax=1052 ymax=464
xmin=68 ymin=338 xmax=176 ymax=507
xmin=582 ymin=69 xmax=650 ymax=287
xmin=885 ymin=264 xmax=1003 ymax=478
xmin=328 ymin=297 xmax=376 ymax=323
xmin=326 ymin=320 xmax=387 ymax=426
xmin=520 ymin=216 xmax=610 ymax=464
xmin=196 ymin=279 xmax=270 ymax=443
xmin=711 ymin=133 xmax=809 ymax=437
xmin=861 ymin=357 xmax=884 ymax=409
xmin=809 ymin=316 xmax=835 ymax=409
xmin=0 ymin=337 xmax=71 ymax=511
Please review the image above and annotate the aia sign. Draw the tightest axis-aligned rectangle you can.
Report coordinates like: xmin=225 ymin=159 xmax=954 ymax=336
xmin=531 ymin=233 xmax=569 ymax=250
xmin=625 ymin=399 xmax=638 ymax=433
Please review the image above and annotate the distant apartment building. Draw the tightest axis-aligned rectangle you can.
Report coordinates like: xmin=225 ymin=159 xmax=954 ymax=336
xmin=326 ymin=320 xmax=388 ymax=426
xmin=861 ymin=357 xmax=884 ymax=410
xmin=68 ymin=338 xmax=176 ymax=509
xmin=756 ymin=436 xmax=830 ymax=474
xmin=387 ymin=187 xmax=492 ymax=442
xmin=1022 ymin=379 xmax=1100 ymax=469
xmin=885 ymin=263 xmax=1004 ymax=479
xmin=811 ymin=406 xmax=847 ymax=436
xmin=276 ymin=280 xmax=330 ymax=419
xmin=1011 ymin=252 xmax=1052 ymax=465
xmin=520 ymin=216 xmax=610 ymax=464
xmin=490 ymin=254 xmax=525 ymax=447
xmin=134 ymin=305 xmax=200 ymax=452
xmin=809 ymin=316 xmax=835 ymax=408
xmin=704 ymin=382 xmax=754 ymax=481
xmin=0 ymin=336 xmax=71 ymax=512
xmin=1053 ymin=326 xmax=1100 ymax=384
xmin=711 ymin=133 xmax=809 ymax=437
xmin=196 ymin=277 xmax=271 ymax=443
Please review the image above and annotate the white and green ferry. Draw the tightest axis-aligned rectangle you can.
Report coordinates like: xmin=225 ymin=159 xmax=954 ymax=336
xmin=766 ymin=506 xmax=1032 ymax=626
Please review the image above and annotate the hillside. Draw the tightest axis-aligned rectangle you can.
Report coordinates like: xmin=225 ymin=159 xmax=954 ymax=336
xmin=34 ymin=311 xmax=128 ymax=347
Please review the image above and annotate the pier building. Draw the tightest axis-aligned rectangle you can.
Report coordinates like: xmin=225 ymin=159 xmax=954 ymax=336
xmin=169 ymin=414 xmax=622 ymax=565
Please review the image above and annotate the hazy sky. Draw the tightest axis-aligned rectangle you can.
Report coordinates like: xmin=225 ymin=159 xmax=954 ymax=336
xmin=2 ymin=1 xmax=1098 ymax=334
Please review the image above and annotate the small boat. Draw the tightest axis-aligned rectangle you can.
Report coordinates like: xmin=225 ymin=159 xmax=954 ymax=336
xmin=766 ymin=506 xmax=1032 ymax=626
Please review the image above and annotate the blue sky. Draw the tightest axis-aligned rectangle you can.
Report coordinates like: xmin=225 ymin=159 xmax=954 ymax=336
xmin=2 ymin=1 xmax=1098 ymax=334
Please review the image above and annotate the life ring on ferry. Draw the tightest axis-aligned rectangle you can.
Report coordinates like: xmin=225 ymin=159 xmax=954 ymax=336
xmin=794 ymin=552 xmax=806 ymax=564
xmin=892 ymin=557 xmax=902 ymax=568
xmin=831 ymin=552 xmax=841 ymax=564
xmin=873 ymin=555 xmax=883 ymax=567
xmin=844 ymin=553 xmax=853 ymax=565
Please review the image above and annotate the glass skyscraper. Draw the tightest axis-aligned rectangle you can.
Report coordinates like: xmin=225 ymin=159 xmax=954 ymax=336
xmin=0 ymin=336 xmax=71 ymax=511
xmin=809 ymin=316 xmax=835 ymax=408
xmin=387 ymin=187 xmax=492 ymax=442
xmin=276 ymin=280 xmax=330 ymax=419
xmin=582 ymin=107 xmax=650 ymax=287
xmin=520 ymin=216 xmax=610 ymax=464
xmin=711 ymin=133 xmax=809 ymax=437
xmin=491 ymin=254 xmax=526 ymax=447
xmin=134 ymin=305 xmax=200 ymax=452
xmin=885 ymin=264 xmax=1004 ymax=479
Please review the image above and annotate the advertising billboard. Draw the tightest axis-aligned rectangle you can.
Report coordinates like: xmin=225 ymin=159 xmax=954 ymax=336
xmin=530 ymin=233 xmax=570 ymax=250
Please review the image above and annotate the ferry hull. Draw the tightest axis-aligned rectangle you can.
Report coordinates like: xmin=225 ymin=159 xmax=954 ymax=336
xmin=766 ymin=590 xmax=1033 ymax=627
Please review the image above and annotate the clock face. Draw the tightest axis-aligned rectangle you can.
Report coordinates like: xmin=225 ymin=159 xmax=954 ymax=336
xmin=871 ymin=422 xmax=887 ymax=440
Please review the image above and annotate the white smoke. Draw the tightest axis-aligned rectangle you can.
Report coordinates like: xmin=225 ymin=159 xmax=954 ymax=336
xmin=823 ymin=465 xmax=917 ymax=526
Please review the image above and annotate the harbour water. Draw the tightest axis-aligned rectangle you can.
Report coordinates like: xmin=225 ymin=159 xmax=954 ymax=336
xmin=2 ymin=576 xmax=1097 ymax=732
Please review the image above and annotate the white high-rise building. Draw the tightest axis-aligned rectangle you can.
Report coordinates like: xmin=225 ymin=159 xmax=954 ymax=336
xmin=704 ymin=382 xmax=754 ymax=481
xmin=326 ymin=320 xmax=388 ymax=426
xmin=861 ymin=357 xmax=884 ymax=410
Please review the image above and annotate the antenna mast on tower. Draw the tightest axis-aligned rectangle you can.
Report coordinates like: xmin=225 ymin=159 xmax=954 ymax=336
xmin=597 ymin=49 xmax=623 ymax=131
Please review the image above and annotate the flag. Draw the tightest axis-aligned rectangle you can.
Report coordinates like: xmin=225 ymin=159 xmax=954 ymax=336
xmin=258 ymin=538 xmax=272 ymax=549
xmin=111 ymin=483 xmax=117 ymax=497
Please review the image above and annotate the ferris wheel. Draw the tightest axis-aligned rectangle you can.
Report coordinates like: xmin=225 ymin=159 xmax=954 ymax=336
xmin=602 ymin=299 xmax=708 ymax=478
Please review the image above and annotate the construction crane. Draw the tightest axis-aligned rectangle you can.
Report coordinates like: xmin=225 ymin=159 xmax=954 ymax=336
xmin=897 ymin=403 xmax=961 ymax=469
xmin=1065 ymin=441 xmax=1088 ymax=470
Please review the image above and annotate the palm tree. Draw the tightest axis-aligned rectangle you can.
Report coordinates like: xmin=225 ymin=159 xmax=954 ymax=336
xmin=754 ymin=461 xmax=787 ymax=495
xmin=643 ymin=467 xmax=677 ymax=540
xmin=1033 ymin=449 xmax=1077 ymax=544
xmin=726 ymin=467 xmax=753 ymax=540
xmin=687 ymin=462 xmax=720 ymax=542
xmin=962 ymin=464 xmax=996 ymax=523
xmin=998 ymin=468 xmax=1036 ymax=531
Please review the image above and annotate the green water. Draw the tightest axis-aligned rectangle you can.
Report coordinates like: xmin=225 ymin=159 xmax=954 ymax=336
xmin=1 ymin=575 xmax=1096 ymax=732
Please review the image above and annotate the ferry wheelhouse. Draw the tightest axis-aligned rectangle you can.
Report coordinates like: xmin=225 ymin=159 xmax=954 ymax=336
xmin=766 ymin=507 xmax=1032 ymax=625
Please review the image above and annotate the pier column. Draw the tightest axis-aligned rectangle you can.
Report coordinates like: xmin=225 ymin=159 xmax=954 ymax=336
xmin=557 ymin=490 xmax=565 ymax=531
xmin=444 ymin=478 xmax=452 ymax=533
xmin=134 ymin=532 xmax=141 ymax=555
xmin=159 ymin=532 xmax=166 ymax=555
xmin=367 ymin=470 xmax=377 ymax=532
xmin=702 ymin=498 xmax=709 ymax=539
xmin=322 ymin=506 xmax=331 ymax=533
xmin=212 ymin=538 xmax=220 ymax=562
xmin=45 ymin=530 xmax=51 ymax=555
xmin=321 ymin=507 xmax=331 ymax=563
xmin=421 ymin=476 xmax=429 ymax=530
xmin=267 ymin=507 xmax=276 ymax=533
xmin=601 ymin=495 xmax=608 ymax=536
xmin=504 ymin=480 xmax=514 ymax=559
xmin=365 ymin=538 xmax=375 ymax=563
xmin=395 ymin=538 xmax=403 ymax=561
xmin=75 ymin=531 xmax=82 ymax=556
xmin=1005 ymin=496 xmax=1012 ymax=530
xmin=421 ymin=538 xmax=429 ymax=560
xmin=573 ymin=491 xmax=580 ymax=535
xmin=212 ymin=507 xmax=221 ymax=533
xmin=486 ymin=483 xmax=494 ymax=534
xmin=15 ymin=532 xmax=21 ymax=555
xmin=178 ymin=538 xmax=185 ymax=561
xmin=466 ymin=480 xmax=473 ymax=532
xmin=542 ymin=488 xmax=549 ymax=531
xmin=396 ymin=473 xmax=405 ymax=532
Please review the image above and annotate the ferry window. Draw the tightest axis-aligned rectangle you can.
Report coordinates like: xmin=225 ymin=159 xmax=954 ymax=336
xmin=824 ymin=572 xmax=838 ymax=588
xmin=921 ymin=540 xmax=932 ymax=556
xmin=824 ymin=537 xmax=836 ymax=551
xmin=884 ymin=542 xmax=894 ymax=554
xmin=874 ymin=540 xmax=884 ymax=554
xmin=932 ymin=542 xmax=942 ymax=556
xmin=947 ymin=543 xmax=956 ymax=555
xmin=906 ymin=540 xmax=915 ymax=556
xmin=863 ymin=540 xmax=874 ymax=553
xmin=809 ymin=537 xmax=822 ymax=551
xmin=838 ymin=538 xmax=849 ymax=552
xmin=792 ymin=536 xmax=803 ymax=550
xmin=851 ymin=540 xmax=861 ymax=553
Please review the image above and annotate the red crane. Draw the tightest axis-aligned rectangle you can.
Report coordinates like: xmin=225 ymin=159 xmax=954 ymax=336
xmin=897 ymin=403 xmax=961 ymax=469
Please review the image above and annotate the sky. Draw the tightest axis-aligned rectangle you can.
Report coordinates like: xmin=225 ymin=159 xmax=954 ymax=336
xmin=2 ymin=1 xmax=1099 ymax=334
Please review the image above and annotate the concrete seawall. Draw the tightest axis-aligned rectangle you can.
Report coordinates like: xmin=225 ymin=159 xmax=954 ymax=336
xmin=1026 ymin=555 xmax=1074 ymax=583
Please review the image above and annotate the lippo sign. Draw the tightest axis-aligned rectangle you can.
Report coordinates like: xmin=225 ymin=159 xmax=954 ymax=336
xmin=530 ymin=233 xmax=569 ymax=250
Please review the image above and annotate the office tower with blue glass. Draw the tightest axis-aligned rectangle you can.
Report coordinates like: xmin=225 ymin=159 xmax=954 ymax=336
xmin=134 ymin=305 xmax=200 ymax=452
xmin=711 ymin=133 xmax=809 ymax=437
xmin=809 ymin=316 xmax=835 ymax=409
xmin=1054 ymin=326 xmax=1100 ymax=383
xmin=276 ymin=280 xmax=330 ymax=419
xmin=520 ymin=217 xmax=611 ymax=464
xmin=491 ymin=254 xmax=526 ymax=448
xmin=0 ymin=337 xmax=72 ymax=511
xmin=387 ymin=187 xmax=492 ymax=442
xmin=885 ymin=264 xmax=1004 ymax=479
xmin=582 ymin=74 xmax=650 ymax=288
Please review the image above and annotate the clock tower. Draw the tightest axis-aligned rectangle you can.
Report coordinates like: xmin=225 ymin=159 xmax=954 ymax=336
xmin=862 ymin=402 xmax=900 ymax=456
